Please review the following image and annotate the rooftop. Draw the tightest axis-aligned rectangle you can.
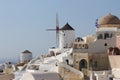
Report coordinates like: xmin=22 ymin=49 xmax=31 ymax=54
xmin=60 ymin=23 xmax=74 ymax=30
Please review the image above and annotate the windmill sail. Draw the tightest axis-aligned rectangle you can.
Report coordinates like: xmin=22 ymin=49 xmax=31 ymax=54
xmin=46 ymin=13 xmax=60 ymax=47
xmin=56 ymin=13 xmax=59 ymax=47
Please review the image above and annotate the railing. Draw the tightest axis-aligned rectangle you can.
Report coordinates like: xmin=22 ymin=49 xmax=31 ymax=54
xmin=59 ymin=62 xmax=84 ymax=78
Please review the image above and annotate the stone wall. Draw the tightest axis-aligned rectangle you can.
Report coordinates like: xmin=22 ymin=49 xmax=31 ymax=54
xmin=72 ymin=53 xmax=110 ymax=77
xmin=0 ymin=73 xmax=14 ymax=80
xmin=73 ymin=53 xmax=109 ymax=71
xmin=89 ymin=53 xmax=109 ymax=71
xmin=73 ymin=53 xmax=89 ymax=70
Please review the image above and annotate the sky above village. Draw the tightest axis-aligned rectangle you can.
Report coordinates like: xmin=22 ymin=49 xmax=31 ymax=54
xmin=0 ymin=0 xmax=120 ymax=61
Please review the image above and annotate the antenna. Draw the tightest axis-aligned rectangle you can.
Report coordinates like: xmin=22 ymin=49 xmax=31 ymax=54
xmin=56 ymin=13 xmax=59 ymax=29
xmin=46 ymin=13 xmax=60 ymax=47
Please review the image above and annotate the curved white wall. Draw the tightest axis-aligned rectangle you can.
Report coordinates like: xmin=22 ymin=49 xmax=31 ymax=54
xmin=20 ymin=53 xmax=32 ymax=63
xmin=59 ymin=30 xmax=75 ymax=50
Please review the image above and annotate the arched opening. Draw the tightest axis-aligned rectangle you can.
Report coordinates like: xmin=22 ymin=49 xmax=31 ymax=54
xmin=79 ymin=59 xmax=87 ymax=71
xmin=50 ymin=51 xmax=55 ymax=56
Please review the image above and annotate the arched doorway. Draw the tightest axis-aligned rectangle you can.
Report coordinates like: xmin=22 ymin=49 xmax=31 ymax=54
xmin=79 ymin=59 xmax=87 ymax=71
xmin=50 ymin=51 xmax=55 ymax=56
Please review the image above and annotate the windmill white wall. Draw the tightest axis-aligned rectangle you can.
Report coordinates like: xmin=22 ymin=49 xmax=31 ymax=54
xmin=59 ymin=23 xmax=75 ymax=50
xmin=20 ymin=50 xmax=32 ymax=63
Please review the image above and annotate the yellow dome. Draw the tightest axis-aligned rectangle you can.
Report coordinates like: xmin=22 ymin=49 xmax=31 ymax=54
xmin=98 ymin=14 xmax=120 ymax=25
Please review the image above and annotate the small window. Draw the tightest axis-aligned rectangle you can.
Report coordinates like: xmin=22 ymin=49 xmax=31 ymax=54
xmin=104 ymin=33 xmax=109 ymax=39
xmin=85 ymin=44 xmax=88 ymax=49
xmin=109 ymin=77 xmax=113 ymax=80
xmin=89 ymin=59 xmax=93 ymax=67
xmin=66 ymin=59 xmax=69 ymax=65
xmin=110 ymin=34 xmax=113 ymax=38
xmin=104 ymin=43 xmax=107 ymax=46
xmin=97 ymin=34 xmax=103 ymax=39
xmin=93 ymin=61 xmax=97 ymax=68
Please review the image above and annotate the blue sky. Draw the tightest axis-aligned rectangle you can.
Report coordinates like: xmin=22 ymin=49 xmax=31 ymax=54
xmin=0 ymin=0 xmax=120 ymax=61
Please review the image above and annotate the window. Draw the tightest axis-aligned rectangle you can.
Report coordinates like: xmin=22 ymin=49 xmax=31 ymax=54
xmin=50 ymin=51 xmax=55 ymax=56
xmin=104 ymin=43 xmax=107 ymax=46
xmin=104 ymin=33 xmax=109 ymax=39
xmin=79 ymin=44 xmax=82 ymax=49
xmin=109 ymin=34 xmax=113 ymax=38
xmin=89 ymin=59 xmax=93 ymax=67
xmin=97 ymin=34 xmax=103 ymax=39
xmin=66 ymin=59 xmax=69 ymax=65
xmin=93 ymin=61 xmax=97 ymax=68
xmin=109 ymin=77 xmax=113 ymax=80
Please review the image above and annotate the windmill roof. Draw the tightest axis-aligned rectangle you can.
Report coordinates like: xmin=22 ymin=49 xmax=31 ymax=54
xmin=60 ymin=23 xmax=74 ymax=30
xmin=22 ymin=50 xmax=32 ymax=54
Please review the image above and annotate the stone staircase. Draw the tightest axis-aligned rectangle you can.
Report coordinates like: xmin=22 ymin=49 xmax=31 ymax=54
xmin=59 ymin=62 xmax=84 ymax=80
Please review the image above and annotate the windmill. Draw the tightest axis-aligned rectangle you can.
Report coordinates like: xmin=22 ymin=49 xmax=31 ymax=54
xmin=46 ymin=13 xmax=60 ymax=47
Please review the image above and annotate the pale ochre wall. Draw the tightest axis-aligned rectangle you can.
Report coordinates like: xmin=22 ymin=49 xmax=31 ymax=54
xmin=108 ymin=55 xmax=120 ymax=69
xmin=86 ymin=36 xmax=96 ymax=44
xmin=72 ymin=53 xmax=110 ymax=77
xmin=73 ymin=53 xmax=88 ymax=70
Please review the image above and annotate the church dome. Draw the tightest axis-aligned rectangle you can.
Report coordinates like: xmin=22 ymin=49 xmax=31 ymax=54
xmin=98 ymin=14 xmax=120 ymax=25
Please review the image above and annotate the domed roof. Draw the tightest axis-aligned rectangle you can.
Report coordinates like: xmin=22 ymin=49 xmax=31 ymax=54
xmin=98 ymin=14 xmax=120 ymax=25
